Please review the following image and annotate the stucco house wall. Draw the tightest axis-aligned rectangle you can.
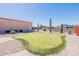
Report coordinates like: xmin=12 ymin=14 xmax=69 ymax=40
xmin=0 ymin=18 xmax=32 ymax=33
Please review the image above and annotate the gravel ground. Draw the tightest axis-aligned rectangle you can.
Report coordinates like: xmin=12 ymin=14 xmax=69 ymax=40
xmin=0 ymin=33 xmax=79 ymax=56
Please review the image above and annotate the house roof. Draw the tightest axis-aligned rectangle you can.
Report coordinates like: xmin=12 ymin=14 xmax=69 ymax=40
xmin=0 ymin=17 xmax=32 ymax=23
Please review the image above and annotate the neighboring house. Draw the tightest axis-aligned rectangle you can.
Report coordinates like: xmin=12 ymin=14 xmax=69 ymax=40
xmin=0 ymin=18 xmax=32 ymax=34
xmin=63 ymin=24 xmax=74 ymax=33
xmin=50 ymin=24 xmax=75 ymax=33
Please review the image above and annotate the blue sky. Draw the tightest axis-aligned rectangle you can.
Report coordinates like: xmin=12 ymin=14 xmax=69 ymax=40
xmin=0 ymin=3 xmax=79 ymax=26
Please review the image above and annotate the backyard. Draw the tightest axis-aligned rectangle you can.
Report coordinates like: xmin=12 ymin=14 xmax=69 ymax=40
xmin=13 ymin=32 xmax=66 ymax=55
xmin=0 ymin=32 xmax=79 ymax=56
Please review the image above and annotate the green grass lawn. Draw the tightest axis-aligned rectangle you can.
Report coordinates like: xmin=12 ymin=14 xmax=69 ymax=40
xmin=13 ymin=32 xmax=66 ymax=55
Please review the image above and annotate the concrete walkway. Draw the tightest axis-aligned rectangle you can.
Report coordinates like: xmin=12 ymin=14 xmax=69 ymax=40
xmin=49 ymin=34 xmax=79 ymax=56
xmin=0 ymin=37 xmax=25 ymax=56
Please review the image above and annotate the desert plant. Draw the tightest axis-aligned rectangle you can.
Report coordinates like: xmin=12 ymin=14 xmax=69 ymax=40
xmin=60 ymin=24 xmax=64 ymax=33
xmin=40 ymin=25 xmax=44 ymax=30
xmin=68 ymin=31 xmax=72 ymax=34
xmin=37 ymin=23 xmax=39 ymax=32
xmin=49 ymin=18 xmax=52 ymax=33
xmin=10 ymin=30 xmax=16 ymax=34
xmin=43 ymin=28 xmax=46 ymax=31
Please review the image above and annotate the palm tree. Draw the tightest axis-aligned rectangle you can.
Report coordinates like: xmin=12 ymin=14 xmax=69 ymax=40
xmin=49 ymin=18 xmax=52 ymax=33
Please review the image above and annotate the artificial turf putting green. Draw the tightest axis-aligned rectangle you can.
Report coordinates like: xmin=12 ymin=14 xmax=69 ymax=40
xmin=13 ymin=32 xmax=66 ymax=55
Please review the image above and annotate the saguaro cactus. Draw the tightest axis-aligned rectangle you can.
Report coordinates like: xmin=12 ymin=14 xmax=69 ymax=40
xmin=60 ymin=24 xmax=64 ymax=33
xmin=49 ymin=18 xmax=52 ymax=33
xmin=37 ymin=23 xmax=39 ymax=32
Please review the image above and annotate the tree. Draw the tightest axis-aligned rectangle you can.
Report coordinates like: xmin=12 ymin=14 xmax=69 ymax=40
xmin=40 ymin=25 xmax=44 ymax=29
xmin=37 ymin=23 xmax=39 ymax=32
xmin=60 ymin=24 xmax=64 ymax=33
xmin=49 ymin=18 xmax=52 ymax=33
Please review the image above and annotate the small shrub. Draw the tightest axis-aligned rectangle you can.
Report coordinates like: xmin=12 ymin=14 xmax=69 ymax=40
xmin=43 ymin=29 xmax=46 ymax=31
xmin=68 ymin=31 xmax=72 ymax=34
xmin=10 ymin=30 xmax=16 ymax=34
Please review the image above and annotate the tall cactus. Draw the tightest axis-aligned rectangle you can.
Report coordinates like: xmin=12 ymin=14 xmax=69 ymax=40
xmin=60 ymin=24 xmax=64 ymax=33
xmin=49 ymin=18 xmax=52 ymax=33
xmin=37 ymin=23 xmax=39 ymax=32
